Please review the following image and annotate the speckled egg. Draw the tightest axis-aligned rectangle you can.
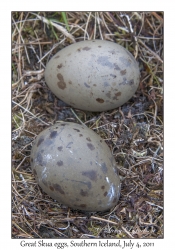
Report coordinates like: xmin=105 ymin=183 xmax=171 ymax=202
xmin=30 ymin=122 xmax=120 ymax=212
xmin=44 ymin=39 xmax=140 ymax=112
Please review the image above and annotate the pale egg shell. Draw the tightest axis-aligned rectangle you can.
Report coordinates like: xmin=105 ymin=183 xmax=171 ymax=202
xmin=30 ymin=122 xmax=120 ymax=212
xmin=44 ymin=39 xmax=140 ymax=111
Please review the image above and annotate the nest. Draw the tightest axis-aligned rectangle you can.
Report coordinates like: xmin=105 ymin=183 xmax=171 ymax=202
xmin=12 ymin=11 xmax=163 ymax=239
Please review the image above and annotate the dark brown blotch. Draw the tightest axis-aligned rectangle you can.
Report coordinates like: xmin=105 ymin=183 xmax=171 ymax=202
xmin=120 ymin=69 xmax=126 ymax=75
xmin=104 ymin=191 xmax=108 ymax=197
xmin=80 ymin=189 xmax=89 ymax=197
xmin=82 ymin=170 xmax=97 ymax=181
xmin=50 ymin=130 xmax=58 ymax=139
xmin=57 ymin=73 xmax=66 ymax=90
xmin=101 ymin=185 xmax=105 ymax=190
xmin=87 ymin=143 xmax=95 ymax=150
xmin=86 ymin=137 xmax=91 ymax=142
xmin=79 ymin=134 xmax=83 ymax=137
xmin=57 ymin=160 xmax=63 ymax=166
xmin=57 ymin=146 xmax=63 ymax=151
xmin=96 ymin=98 xmax=104 ymax=103
xmin=98 ymin=45 xmax=102 ymax=48
xmin=49 ymin=186 xmax=54 ymax=191
xmin=73 ymin=128 xmax=80 ymax=132
xmin=112 ymin=92 xmax=122 ymax=100
xmin=37 ymin=137 xmax=44 ymax=147
xmin=53 ymin=184 xmax=65 ymax=195
xmin=82 ymin=46 xmax=91 ymax=51
xmin=57 ymin=64 xmax=63 ymax=69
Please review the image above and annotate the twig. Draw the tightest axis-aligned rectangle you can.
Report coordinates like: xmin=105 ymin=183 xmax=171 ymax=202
xmin=12 ymin=100 xmax=50 ymax=126
xmin=90 ymin=216 xmax=134 ymax=238
xmin=138 ymin=39 xmax=163 ymax=64
xmin=71 ymin=108 xmax=87 ymax=127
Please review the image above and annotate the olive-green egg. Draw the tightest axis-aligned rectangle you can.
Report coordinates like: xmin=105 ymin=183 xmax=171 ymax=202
xmin=30 ymin=122 xmax=120 ymax=212
xmin=44 ymin=40 xmax=140 ymax=111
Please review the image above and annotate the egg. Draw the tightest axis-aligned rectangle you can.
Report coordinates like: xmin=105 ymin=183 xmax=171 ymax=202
xmin=44 ymin=39 xmax=140 ymax=112
xmin=30 ymin=122 xmax=120 ymax=212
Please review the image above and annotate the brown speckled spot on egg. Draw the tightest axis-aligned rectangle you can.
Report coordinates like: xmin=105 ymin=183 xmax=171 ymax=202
xmin=96 ymin=98 xmax=104 ymax=103
xmin=82 ymin=46 xmax=91 ymax=51
xmin=80 ymin=189 xmax=89 ymax=196
xmin=57 ymin=73 xmax=66 ymax=89
xmin=57 ymin=160 xmax=63 ymax=166
xmin=104 ymin=191 xmax=107 ymax=197
xmin=49 ymin=186 xmax=54 ymax=191
xmin=93 ymin=84 xmax=97 ymax=86
xmin=68 ymin=80 xmax=72 ymax=84
xmin=57 ymin=146 xmax=63 ymax=151
xmin=57 ymin=64 xmax=63 ymax=69
xmin=98 ymin=200 xmax=102 ymax=205
xmin=113 ymin=92 xmax=122 ymax=100
xmin=101 ymin=185 xmax=105 ymax=190
xmin=50 ymin=131 xmax=57 ymax=139
xmin=53 ymin=184 xmax=65 ymax=195
xmin=60 ymin=123 xmax=66 ymax=126
xmin=73 ymin=128 xmax=80 ymax=132
xmin=37 ymin=137 xmax=44 ymax=147
xmin=54 ymin=55 xmax=60 ymax=59
xmin=98 ymin=45 xmax=102 ymax=48
xmin=82 ymin=170 xmax=97 ymax=181
xmin=31 ymin=158 xmax=33 ymax=163
xmin=120 ymin=69 xmax=126 ymax=75
xmin=87 ymin=143 xmax=95 ymax=150
xmin=79 ymin=134 xmax=83 ymax=137
xmin=86 ymin=137 xmax=91 ymax=142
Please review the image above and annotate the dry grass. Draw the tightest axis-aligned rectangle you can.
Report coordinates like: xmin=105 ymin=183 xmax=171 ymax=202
xmin=12 ymin=11 xmax=163 ymax=239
